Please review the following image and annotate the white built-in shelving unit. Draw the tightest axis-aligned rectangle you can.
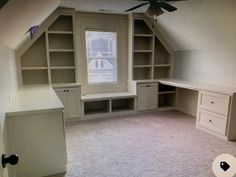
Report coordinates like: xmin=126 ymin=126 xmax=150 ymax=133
xmin=132 ymin=18 xmax=171 ymax=81
xmin=20 ymin=14 xmax=76 ymax=85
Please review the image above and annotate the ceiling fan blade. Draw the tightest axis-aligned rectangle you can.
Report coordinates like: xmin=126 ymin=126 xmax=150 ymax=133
xmin=124 ymin=2 xmax=149 ymax=12
xmin=158 ymin=2 xmax=177 ymax=12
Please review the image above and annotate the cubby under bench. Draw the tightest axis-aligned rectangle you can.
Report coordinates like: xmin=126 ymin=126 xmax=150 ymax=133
xmin=81 ymin=92 xmax=137 ymax=119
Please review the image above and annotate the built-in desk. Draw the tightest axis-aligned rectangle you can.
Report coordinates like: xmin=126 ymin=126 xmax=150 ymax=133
xmin=159 ymin=78 xmax=236 ymax=95
xmin=158 ymin=79 xmax=236 ymax=140
xmin=6 ymin=85 xmax=67 ymax=177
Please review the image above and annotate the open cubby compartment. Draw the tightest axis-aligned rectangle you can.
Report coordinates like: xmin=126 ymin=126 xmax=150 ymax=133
xmin=158 ymin=93 xmax=176 ymax=108
xmin=159 ymin=84 xmax=176 ymax=92
xmin=48 ymin=33 xmax=74 ymax=49
xmin=50 ymin=52 xmax=75 ymax=66
xmin=134 ymin=52 xmax=152 ymax=66
xmin=22 ymin=69 xmax=49 ymax=84
xmin=153 ymin=67 xmax=170 ymax=79
xmin=134 ymin=19 xmax=152 ymax=34
xmin=48 ymin=15 xmax=73 ymax=32
xmin=51 ymin=69 xmax=76 ymax=83
xmin=112 ymin=98 xmax=134 ymax=112
xmin=134 ymin=67 xmax=152 ymax=80
xmin=134 ymin=36 xmax=153 ymax=50
xmin=84 ymin=100 xmax=110 ymax=115
xmin=154 ymin=37 xmax=170 ymax=65
xmin=21 ymin=33 xmax=47 ymax=67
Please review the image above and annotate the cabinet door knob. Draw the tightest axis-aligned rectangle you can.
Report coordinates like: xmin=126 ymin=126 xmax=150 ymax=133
xmin=211 ymin=101 xmax=215 ymax=104
xmin=209 ymin=120 xmax=213 ymax=123
xmin=2 ymin=154 xmax=19 ymax=168
xmin=64 ymin=90 xmax=66 ymax=92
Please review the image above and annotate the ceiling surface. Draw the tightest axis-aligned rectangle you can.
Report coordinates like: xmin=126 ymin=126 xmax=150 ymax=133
xmin=60 ymin=0 xmax=149 ymax=13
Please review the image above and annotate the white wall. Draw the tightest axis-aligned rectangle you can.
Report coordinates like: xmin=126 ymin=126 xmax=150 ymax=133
xmin=0 ymin=0 xmax=61 ymax=49
xmin=173 ymin=49 xmax=236 ymax=88
xmin=151 ymin=0 xmax=236 ymax=116
xmin=0 ymin=42 xmax=18 ymax=177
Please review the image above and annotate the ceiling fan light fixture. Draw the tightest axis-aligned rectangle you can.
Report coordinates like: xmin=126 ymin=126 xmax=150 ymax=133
xmin=145 ymin=6 xmax=164 ymax=17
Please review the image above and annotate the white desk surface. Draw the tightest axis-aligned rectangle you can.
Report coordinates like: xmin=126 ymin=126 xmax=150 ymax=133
xmin=6 ymin=85 xmax=64 ymax=116
xmin=159 ymin=79 xmax=236 ymax=95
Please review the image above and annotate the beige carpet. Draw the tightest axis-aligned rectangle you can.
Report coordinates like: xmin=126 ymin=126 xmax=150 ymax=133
xmin=64 ymin=111 xmax=236 ymax=177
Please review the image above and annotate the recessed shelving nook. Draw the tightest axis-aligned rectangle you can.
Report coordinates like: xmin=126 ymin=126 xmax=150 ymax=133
xmin=19 ymin=13 xmax=76 ymax=85
xmin=131 ymin=15 xmax=172 ymax=81
xmin=83 ymin=97 xmax=135 ymax=116
xmin=158 ymin=83 xmax=176 ymax=109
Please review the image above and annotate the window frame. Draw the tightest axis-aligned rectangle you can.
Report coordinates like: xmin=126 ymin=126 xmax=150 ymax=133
xmin=85 ymin=29 xmax=118 ymax=85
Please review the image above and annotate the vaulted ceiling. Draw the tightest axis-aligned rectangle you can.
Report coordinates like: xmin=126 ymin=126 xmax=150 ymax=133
xmin=1 ymin=0 xmax=236 ymax=51
xmin=0 ymin=0 xmax=61 ymax=49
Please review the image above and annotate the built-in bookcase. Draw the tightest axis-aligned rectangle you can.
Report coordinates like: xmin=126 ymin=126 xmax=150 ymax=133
xmin=20 ymin=14 xmax=76 ymax=85
xmin=132 ymin=17 xmax=171 ymax=81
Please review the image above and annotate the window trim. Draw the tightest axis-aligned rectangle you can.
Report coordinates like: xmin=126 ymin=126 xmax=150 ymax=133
xmin=85 ymin=29 xmax=118 ymax=85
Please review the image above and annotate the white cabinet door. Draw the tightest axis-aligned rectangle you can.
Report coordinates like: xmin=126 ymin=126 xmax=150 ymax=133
xmin=137 ymin=84 xmax=148 ymax=111
xmin=67 ymin=88 xmax=81 ymax=119
xmin=54 ymin=87 xmax=81 ymax=120
xmin=137 ymin=83 xmax=158 ymax=111
xmin=55 ymin=89 xmax=67 ymax=117
xmin=147 ymin=83 xmax=158 ymax=110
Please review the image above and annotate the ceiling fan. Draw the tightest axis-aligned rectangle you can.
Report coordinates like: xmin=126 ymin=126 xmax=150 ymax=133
xmin=125 ymin=0 xmax=187 ymax=17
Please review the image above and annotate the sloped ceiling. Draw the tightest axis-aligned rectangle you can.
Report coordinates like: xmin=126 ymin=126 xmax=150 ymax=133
xmin=60 ymin=0 xmax=148 ymax=13
xmin=0 ymin=0 xmax=62 ymax=49
xmin=153 ymin=0 xmax=236 ymax=51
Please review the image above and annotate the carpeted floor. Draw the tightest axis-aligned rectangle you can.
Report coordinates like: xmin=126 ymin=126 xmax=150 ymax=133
xmin=63 ymin=111 xmax=236 ymax=177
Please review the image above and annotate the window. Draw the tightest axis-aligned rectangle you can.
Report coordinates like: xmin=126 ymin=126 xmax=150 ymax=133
xmin=85 ymin=31 xmax=117 ymax=84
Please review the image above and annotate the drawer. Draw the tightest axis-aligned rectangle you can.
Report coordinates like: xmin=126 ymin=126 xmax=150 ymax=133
xmin=197 ymin=109 xmax=227 ymax=135
xmin=199 ymin=91 xmax=230 ymax=115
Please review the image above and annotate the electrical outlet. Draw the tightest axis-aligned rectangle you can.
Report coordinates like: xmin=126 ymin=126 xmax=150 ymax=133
xmin=8 ymin=95 xmax=13 ymax=103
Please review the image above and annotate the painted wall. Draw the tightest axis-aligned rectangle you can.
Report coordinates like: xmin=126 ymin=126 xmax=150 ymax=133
xmin=0 ymin=42 xmax=18 ymax=177
xmin=0 ymin=0 xmax=61 ymax=49
xmin=152 ymin=0 xmax=236 ymax=115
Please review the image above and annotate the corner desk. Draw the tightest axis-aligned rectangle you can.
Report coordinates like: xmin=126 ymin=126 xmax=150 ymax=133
xmin=158 ymin=79 xmax=236 ymax=141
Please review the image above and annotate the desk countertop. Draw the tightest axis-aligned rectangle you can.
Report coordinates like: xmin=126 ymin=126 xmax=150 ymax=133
xmin=6 ymin=85 xmax=64 ymax=116
xmin=158 ymin=79 xmax=236 ymax=95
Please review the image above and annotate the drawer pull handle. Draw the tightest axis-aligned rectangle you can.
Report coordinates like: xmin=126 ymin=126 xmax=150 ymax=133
xmin=209 ymin=120 xmax=213 ymax=123
xmin=211 ymin=101 xmax=215 ymax=104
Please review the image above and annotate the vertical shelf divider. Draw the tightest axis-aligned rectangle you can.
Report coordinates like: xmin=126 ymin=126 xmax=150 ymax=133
xmin=45 ymin=29 xmax=52 ymax=84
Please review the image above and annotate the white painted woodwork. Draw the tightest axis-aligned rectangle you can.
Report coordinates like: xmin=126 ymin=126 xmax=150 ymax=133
xmin=5 ymin=86 xmax=66 ymax=177
xmin=6 ymin=85 xmax=63 ymax=116
xmin=158 ymin=79 xmax=236 ymax=140
xmin=54 ymin=86 xmax=81 ymax=119
xmin=81 ymin=92 xmax=136 ymax=101
xmin=131 ymin=15 xmax=172 ymax=81
xmin=17 ymin=9 xmax=77 ymax=85
xmin=197 ymin=109 xmax=227 ymax=136
xmin=137 ymin=83 xmax=158 ymax=111
xmin=159 ymin=78 xmax=236 ymax=95
xmin=76 ymin=12 xmax=128 ymax=94
xmin=6 ymin=111 xmax=66 ymax=177
xmin=199 ymin=91 xmax=230 ymax=116
xmin=176 ymin=88 xmax=198 ymax=117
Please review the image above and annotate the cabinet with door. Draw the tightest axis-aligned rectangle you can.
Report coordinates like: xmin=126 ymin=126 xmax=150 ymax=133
xmin=54 ymin=85 xmax=81 ymax=120
xmin=137 ymin=83 xmax=158 ymax=111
